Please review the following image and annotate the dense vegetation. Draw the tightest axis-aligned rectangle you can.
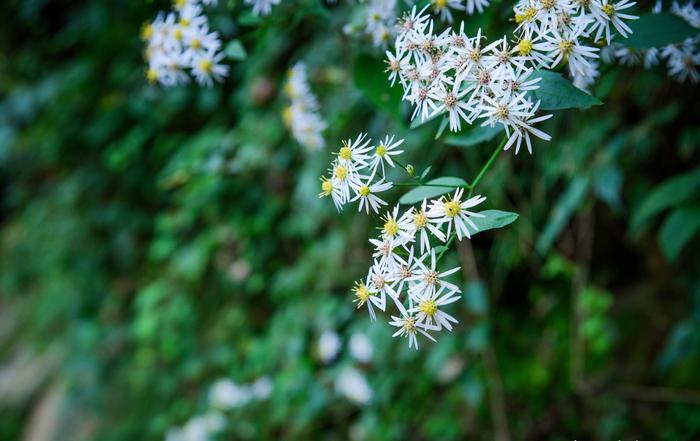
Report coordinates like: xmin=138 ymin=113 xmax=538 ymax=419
xmin=1 ymin=0 xmax=700 ymax=440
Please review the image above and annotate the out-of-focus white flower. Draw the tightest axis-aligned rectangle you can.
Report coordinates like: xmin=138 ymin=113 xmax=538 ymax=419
xmin=244 ymin=0 xmax=281 ymax=16
xmin=283 ymin=63 xmax=327 ymax=151
xmin=251 ymin=376 xmax=273 ymax=400
xmin=318 ymin=330 xmax=342 ymax=363
xmin=349 ymin=333 xmax=374 ymax=363
xmin=142 ymin=1 xmax=228 ymax=87
xmin=335 ymin=367 xmax=373 ymax=404
xmin=209 ymin=379 xmax=251 ymax=410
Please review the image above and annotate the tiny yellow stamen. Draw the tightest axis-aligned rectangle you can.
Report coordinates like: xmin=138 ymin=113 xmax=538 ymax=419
xmin=434 ymin=0 xmax=448 ymax=8
xmin=190 ymin=38 xmax=201 ymax=49
xmin=402 ymin=316 xmax=417 ymax=333
xmin=282 ymin=106 xmax=293 ymax=127
xmin=413 ymin=211 xmax=428 ymax=229
xmin=354 ymin=283 xmax=371 ymax=305
xmin=419 ymin=299 xmax=438 ymax=316
xmin=359 ymin=185 xmax=371 ymax=197
xmin=383 ymin=218 xmax=399 ymax=237
xmin=338 ymin=145 xmax=352 ymax=160
xmin=376 ymin=144 xmax=387 ymax=157
xmin=140 ymin=23 xmax=153 ymax=40
xmin=146 ymin=68 xmax=158 ymax=83
xmin=518 ymin=38 xmax=533 ymax=56
xmin=602 ymin=3 xmax=615 ymax=16
xmin=443 ymin=199 xmax=461 ymax=217
xmin=334 ymin=165 xmax=348 ymax=181
xmin=320 ymin=178 xmax=333 ymax=197
xmin=199 ymin=59 xmax=212 ymax=73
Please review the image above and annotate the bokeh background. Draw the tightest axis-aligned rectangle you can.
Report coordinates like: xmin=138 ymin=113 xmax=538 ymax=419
xmin=2 ymin=0 xmax=700 ymax=440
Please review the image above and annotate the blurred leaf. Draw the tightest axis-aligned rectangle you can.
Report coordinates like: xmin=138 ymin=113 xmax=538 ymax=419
xmin=399 ymin=177 xmax=467 ymax=205
xmin=468 ymin=210 xmax=519 ymax=236
xmin=225 ymin=40 xmax=247 ymax=61
xmin=353 ymin=54 xmax=404 ymax=122
xmin=659 ymin=205 xmax=700 ymax=261
xmin=531 ymin=70 xmax=602 ymax=110
xmin=435 ymin=116 xmax=449 ymax=139
xmin=536 ymin=176 xmax=590 ymax=255
xmin=466 ymin=322 xmax=489 ymax=352
xmin=593 ymin=165 xmax=622 ymax=211
xmin=445 ymin=125 xmax=502 ymax=148
xmin=625 ymin=13 xmax=698 ymax=49
xmin=631 ymin=166 xmax=700 ymax=232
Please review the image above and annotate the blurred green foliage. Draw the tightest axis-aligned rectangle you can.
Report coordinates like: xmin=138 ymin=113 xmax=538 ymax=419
xmin=1 ymin=1 xmax=700 ymax=440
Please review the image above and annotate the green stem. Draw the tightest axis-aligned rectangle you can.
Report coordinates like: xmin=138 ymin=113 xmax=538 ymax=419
xmin=467 ymin=135 xmax=507 ymax=198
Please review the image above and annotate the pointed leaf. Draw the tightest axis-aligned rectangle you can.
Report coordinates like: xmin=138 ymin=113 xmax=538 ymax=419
xmin=531 ymin=70 xmax=602 ymax=110
xmin=659 ymin=206 xmax=700 ymax=261
xmin=625 ymin=13 xmax=698 ymax=49
xmin=399 ymin=177 xmax=467 ymax=205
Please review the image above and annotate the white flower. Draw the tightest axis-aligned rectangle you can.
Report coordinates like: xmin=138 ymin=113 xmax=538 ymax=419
xmin=431 ymin=0 xmax=463 ymax=23
xmin=349 ymin=333 xmax=374 ymax=363
xmin=388 ymin=302 xmax=436 ymax=349
xmin=209 ymin=379 xmax=251 ymax=410
xmin=191 ymin=49 xmax=228 ymax=86
xmin=409 ymin=284 xmax=462 ymax=331
xmin=427 ymin=189 xmax=486 ymax=240
xmin=337 ymin=133 xmax=373 ymax=171
xmin=542 ymin=22 xmax=600 ymax=76
xmin=350 ymin=176 xmax=393 ymax=214
xmin=401 ymin=200 xmax=446 ymax=254
xmin=466 ymin=0 xmax=491 ymax=15
xmin=335 ymin=367 xmax=373 ymax=404
xmin=244 ymin=0 xmax=281 ymax=16
xmin=407 ymin=249 xmax=461 ymax=298
xmin=283 ymin=63 xmax=327 ymax=151
xmin=352 ymin=279 xmax=382 ymax=321
xmin=251 ymin=377 xmax=273 ymax=400
xmin=318 ymin=331 xmax=342 ymax=363
xmin=370 ymin=135 xmax=405 ymax=173
xmin=589 ymin=0 xmax=638 ymax=44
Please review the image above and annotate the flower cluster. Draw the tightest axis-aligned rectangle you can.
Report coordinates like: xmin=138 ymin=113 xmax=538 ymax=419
xmin=282 ymin=63 xmax=327 ymax=151
xmin=165 ymin=376 xmax=272 ymax=441
xmin=605 ymin=1 xmax=700 ymax=83
xmin=318 ymin=133 xmax=403 ymax=212
xmin=343 ymin=0 xmax=398 ymax=48
xmin=386 ymin=3 xmax=638 ymax=152
xmin=142 ymin=0 xmax=228 ymax=87
xmin=320 ymin=133 xmax=491 ymax=349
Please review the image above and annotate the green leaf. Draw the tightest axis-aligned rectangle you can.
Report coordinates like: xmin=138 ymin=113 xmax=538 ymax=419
xmin=399 ymin=177 xmax=467 ymax=205
xmin=625 ymin=13 xmax=699 ymax=49
xmin=468 ymin=209 xmax=519 ymax=236
xmin=224 ymin=40 xmax=247 ymax=61
xmin=435 ymin=116 xmax=449 ymax=139
xmin=446 ymin=125 xmax=502 ymax=148
xmin=536 ymin=176 xmax=590 ymax=255
xmin=353 ymin=54 xmax=404 ymax=122
xmin=631 ymin=166 xmax=700 ymax=232
xmin=531 ymin=70 xmax=603 ymax=110
xmin=659 ymin=206 xmax=700 ymax=261
xmin=463 ymin=281 xmax=488 ymax=314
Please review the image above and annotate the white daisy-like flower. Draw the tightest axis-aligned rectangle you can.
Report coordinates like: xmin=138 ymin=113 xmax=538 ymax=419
xmin=427 ymin=189 xmax=486 ymax=240
xmin=401 ymin=199 xmax=446 ymax=254
xmin=407 ymin=249 xmax=461 ymax=298
xmin=388 ymin=302 xmax=436 ymax=350
xmin=589 ymin=0 xmax=638 ymax=44
xmin=191 ymin=48 xmax=228 ymax=87
xmin=337 ymin=133 xmax=374 ymax=171
xmin=350 ymin=176 xmax=393 ymax=214
xmin=466 ymin=0 xmax=491 ymax=15
xmin=370 ymin=135 xmax=405 ymax=173
xmin=409 ymin=284 xmax=462 ymax=331
xmin=352 ymin=279 xmax=382 ymax=321
xmin=379 ymin=204 xmax=414 ymax=244
xmin=244 ymin=0 xmax=281 ymax=16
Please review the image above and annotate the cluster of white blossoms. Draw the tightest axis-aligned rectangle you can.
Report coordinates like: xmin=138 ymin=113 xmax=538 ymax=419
xmin=142 ymin=0 xmax=228 ymax=87
xmin=605 ymin=1 xmax=700 ymax=83
xmin=318 ymin=133 xmax=402 ymax=212
xmin=165 ymin=377 xmax=272 ymax=441
xmin=386 ymin=3 xmax=639 ymax=151
xmin=282 ymin=63 xmax=327 ymax=151
xmin=320 ymin=133 xmax=490 ymax=349
xmin=343 ymin=0 xmax=398 ymax=48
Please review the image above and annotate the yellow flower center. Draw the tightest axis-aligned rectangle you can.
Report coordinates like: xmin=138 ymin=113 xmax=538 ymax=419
xmin=179 ymin=18 xmax=190 ymax=27
xmin=434 ymin=0 xmax=448 ymax=8
xmin=413 ymin=211 xmax=428 ymax=229
xmin=359 ymin=185 xmax=371 ymax=197
xmin=559 ymin=40 xmax=574 ymax=55
xmin=515 ymin=13 xmax=525 ymax=23
xmin=541 ymin=0 xmax=556 ymax=9
xmin=376 ymin=144 xmax=387 ymax=157
xmin=321 ymin=179 xmax=333 ymax=196
xmin=141 ymin=23 xmax=153 ymax=40
xmin=419 ymin=299 xmax=438 ymax=316
xmin=444 ymin=199 xmax=461 ymax=217
xmin=175 ymin=0 xmax=186 ymax=8
xmin=173 ymin=28 xmax=183 ymax=41
xmin=402 ymin=316 xmax=417 ymax=333
xmin=518 ymin=38 xmax=533 ymax=56
xmin=354 ymin=283 xmax=370 ymax=304
xmin=602 ymin=3 xmax=615 ymax=16
xmin=424 ymin=270 xmax=440 ymax=286
xmin=334 ymin=165 xmax=348 ymax=181
xmin=524 ymin=6 xmax=537 ymax=21
xmin=339 ymin=146 xmax=352 ymax=160
xmin=190 ymin=38 xmax=201 ymax=49
xmin=282 ymin=106 xmax=293 ymax=126
xmin=199 ymin=59 xmax=212 ymax=73
xmin=146 ymin=68 xmax=158 ymax=83
xmin=383 ymin=218 xmax=399 ymax=237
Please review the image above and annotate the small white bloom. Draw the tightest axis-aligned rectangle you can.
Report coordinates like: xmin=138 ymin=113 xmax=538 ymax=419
xmin=318 ymin=330 xmax=342 ymax=363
